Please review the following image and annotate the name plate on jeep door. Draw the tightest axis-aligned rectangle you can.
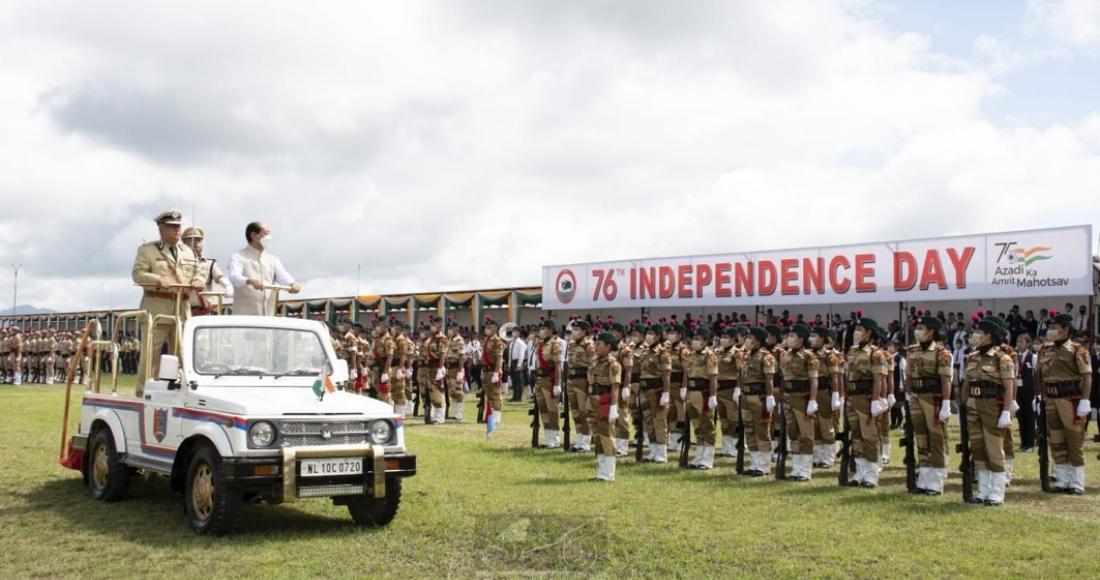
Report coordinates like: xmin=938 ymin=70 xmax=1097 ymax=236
xmin=300 ymin=458 xmax=364 ymax=477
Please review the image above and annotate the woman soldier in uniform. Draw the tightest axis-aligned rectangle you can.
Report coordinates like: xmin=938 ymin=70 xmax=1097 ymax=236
xmin=963 ymin=317 xmax=1016 ymax=505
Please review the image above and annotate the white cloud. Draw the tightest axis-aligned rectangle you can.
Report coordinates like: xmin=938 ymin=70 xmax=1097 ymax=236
xmin=0 ymin=0 xmax=1097 ymax=313
xmin=1027 ymin=0 xmax=1100 ymax=47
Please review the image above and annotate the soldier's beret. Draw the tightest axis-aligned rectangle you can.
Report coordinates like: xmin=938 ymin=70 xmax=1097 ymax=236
xmin=155 ymin=209 xmax=183 ymax=225
xmin=573 ymin=320 xmax=591 ymax=331
xmin=918 ymin=316 xmax=942 ymax=331
xmin=788 ymin=323 xmax=810 ymax=339
xmin=541 ymin=318 xmax=557 ymax=330
xmin=629 ymin=325 xmax=646 ymax=335
xmin=748 ymin=327 xmax=768 ymax=342
xmin=667 ymin=323 xmax=686 ymax=335
xmin=352 ymin=323 xmax=364 ymax=330
xmin=181 ymin=226 xmax=204 ymax=239
xmin=610 ymin=322 xmax=626 ymax=334
xmin=765 ymin=324 xmax=783 ymax=338
xmin=428 ymin=314 xmax=444 ymax=324
xmin=483 ymin=317 xmax=498 ymax=327
xmin=811 ymin=325 xmax=837 ymax=340
xmin=596 ymin=332 xmax=617 ymax=346
xmin=977 ymin=318 xmax=1004 ymax=336
xmin=857 ymin=318 xmax=879 ymax=334
xmin=693 ymin=326 xmax=712 ymax=339
xmin=1051 ymin=313 xmax=1075 ymax=327
xmin=648 ymin=323 xmax=666 ymax=334
xmin=723 ymin=327 xmax=739 ymax=338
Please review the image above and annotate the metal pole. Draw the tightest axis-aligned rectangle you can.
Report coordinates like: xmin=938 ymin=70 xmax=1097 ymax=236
xmin=11 ymin=264 xmax=21 ymax=317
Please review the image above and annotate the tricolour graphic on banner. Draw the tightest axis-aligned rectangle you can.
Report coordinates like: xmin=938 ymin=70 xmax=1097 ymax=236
xmin=541 ymin=225 xmax=1093 ymax=309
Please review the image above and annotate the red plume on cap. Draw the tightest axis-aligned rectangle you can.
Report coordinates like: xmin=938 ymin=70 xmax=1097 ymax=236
xmin=484 ymin=315 xmax=492 ymax=321
xmin=855 ymin=309 xmax=864 ymax=318
xmin=719 ymin=322 xmax=728 ymax=330
xmin=971 ymin=314 xmax=980 ymax=324
xmin=786 ymin=316 xmax=795 ymax=325
xmin=670 ymin=314 xmax=678 ymax=320
xmin=643 ymin=317 xmax=651 ymax=324
xmin=608 ymin=316 xmax=615 ymax=322
xmin=446 ymin=316 xmax=454 ymax=323
xmin=539 ymin=315 xmax=545 ymax=321
xmin=658 ymin=317 xmax=667 ymax=323
xmin=757 ymin=320 xmax=764 ymax=327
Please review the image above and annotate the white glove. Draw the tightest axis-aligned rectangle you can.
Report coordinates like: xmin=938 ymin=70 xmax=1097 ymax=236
xmin=939 ymin=400 xmax=951 ymax=422
xmin=491 ymin=372 xmax=500 ymax=384
xmin=870 ymin=399 xmax=885 ymax=417
xmin=621 ymin=386 xmax=631 ymax=400
xmin=831 ymin=391 xmax=841 ymax=411
xmin=1009 ymin=400 xmax=1020 ymax=414
xmin=659 ymin=392 xmax=670 ymax=407
xmin=997 ymin=410 xmax=1011 ymax=429
xmin=456 ymin=370 xmax=465 ymax=382
xmin=733 ymin=387 xmax=742 ymax=400
xmin=707 ymin=395 xmax=718 ymax=409
xmin=1033 ymin=398 xmax=1041 ymax=413
xmin=395 ymin=369 xmax=405 ymax=380
xmin=350 ymin=369 xmax=358 ymax=379
xmin=435 ymin=368 xmax=445 ymax=381
xmin=222 ymin=284 xmax=234 ymax=298
xmin=1077 ymin=399 xmax=1091 ymax=418
xmin=380 ymin=372 xmax=389 ymax=384
xmin=887 ymin=394 xmax=897 ymax=408
xmin=806 ymin=399 xmax=818 ymax=416
xmin=552 ymin=384 xmax=561 ymax=398
xmin=679 ymin=387 xmax=687 ymax=400
xmin=608 ymin=404 xmax=619 ymax=422
xmin=765 ymin=395 xmax=776 ymax=413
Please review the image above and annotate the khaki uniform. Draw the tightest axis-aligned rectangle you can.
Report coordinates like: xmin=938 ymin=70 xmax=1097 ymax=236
xmin=425 ymin=332 xmax=450 ymax=422
xmin=684 ymin=346 xmax=719 ymax=469
xmin=739 ymin=347 xmax=777 ymax=459
xmin=635 ymin=341 xmax=671 ymax=447
xmin=534 ymin=337 xmax=564 ymax=432
xmin=1039 ymin=340 xmax=1092 ymax=469
xmin=845 ymin=343 xmax=889 ymax=463
xmin=779 ymin=347 xmax=820 ymax=456
xmin=190 ymin=258 xmax=225 ymax=315
xmin=586 ymin=352 xmax=622 ymax=457
xmin=370 ymin=332 xmax=396 ymax=403
xmin=480 ymin=333 xmax=506 ymax=418
xmin=567 ymin=337 xmax=596 ymax=441
xmin=394 ymin=334 xmax=415 ymax=408
xmin=812 ymin=346 xmax=844 ymax=465
xmin=715 ymin=345 xmax=742 ymax=457
xmin=445 ymin=334 xmax=466 ymax=419
xmin=131 ymin=241 xmax=202 ymax=392
xmin=612 ymin=340 xmax=636 ymax=448
xmin=964 ymin=347 xmax=1016 ymax=473
xmin=904 ymin=342 xmax=953 ymax=470
xmin=666 ymin=340 xmax=690 ymax=443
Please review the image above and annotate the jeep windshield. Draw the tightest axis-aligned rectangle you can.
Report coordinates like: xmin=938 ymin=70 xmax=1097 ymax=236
xmin=193 ymin=326 xmax=327 ymax=378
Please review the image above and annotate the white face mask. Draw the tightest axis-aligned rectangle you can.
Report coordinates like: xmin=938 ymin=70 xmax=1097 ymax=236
xmin=1045 ymin=329 xmax=1060 ymax=342
xmin=539 ymin=329 xmax=549 ymax=339
xmin=809 ymin=335 xmax=821 ymax=348
xmin=968 ymin=334 xmax=982 ymax=347
xmin=785 ymin=336 xmax=800 ymax=349
xmin=913 ymin=329 xmax=927 ymax=342
xmin=260 ymin=234 xmax=272 ymax=248
xmin=691 ymin=339 xmax=704 ymax=350
xmin=853 ymin=329 xmax=865 ymax=343
xmin=719 ymin=338 xmax=733 ymax=348
xmin=644 ymin=334 xmax=657 ymax=345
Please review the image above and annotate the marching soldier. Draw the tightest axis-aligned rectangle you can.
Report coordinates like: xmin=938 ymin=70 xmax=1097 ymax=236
xmin=481 ymin=317 xmax=506 ymax=426
xmin=880 ymin=340 xmax=899 ymax=465
xmin=684 ymin=326 xmax=719 ymax=469
xmin=845 ymin=318 xmax=890 ymax=488
xmin=355 ymin=324 xmax=371 ymax=394
xmin=391 ymin=321 xmax=414 ymax=414
xmin=715 ymin=326 xmax=743 ymax=459
xmin=445 ymin=322 xmax=467 ymax=421
xmin=810 ymin=327 xmax=844 ymax=469
xmin=665 ymin=324 xmax=690 ymax=452
xmin=739 ymin=326 xmax=777 ymax=476
xmin=609 ymin=323 xmax=634 ymax=457
xmin=636 ymin=324 xmax=671 ymax=462
xmin=1038 ymin=313 xmax=1093 ymax=494
xmin=588 ymin=332 xmax=622 ymax=481
xmin=370 ymin=318 xmax=396 ymax=403
xmin=424 ymin=316 xmax=449 ymax=425
xmin=534 ymin=319 xmax=565 ymax=448
xmin=181 ymin=226 xmax=233 ymax=315
xmin=779 ymin=323 xmax=821 ymax=480
xmin=566 ymin=320 xmax=595 ymax=452
xmin=963 ymin=317 xmax=1016 ymax=505
xmin=131 ymin=210 xmax=203 ymax=393
xmin=43 ymin=329 xmax=58 ymax=384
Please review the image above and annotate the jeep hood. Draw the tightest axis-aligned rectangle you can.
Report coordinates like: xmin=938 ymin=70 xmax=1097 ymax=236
xmin=190 ymin=387 xmax=395 ymax=417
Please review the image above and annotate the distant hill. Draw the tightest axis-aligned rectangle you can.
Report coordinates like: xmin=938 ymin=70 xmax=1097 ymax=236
xmin=0 ymin=304 xmax=56 ymax=316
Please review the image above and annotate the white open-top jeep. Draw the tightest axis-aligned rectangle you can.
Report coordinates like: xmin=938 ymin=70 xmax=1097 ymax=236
xmin=59 ymin=312 xmax=416 ymax=535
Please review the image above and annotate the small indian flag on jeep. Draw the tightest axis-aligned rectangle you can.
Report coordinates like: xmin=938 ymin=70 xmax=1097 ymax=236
xmin=312 ymin=370 xmax=336 ymax=400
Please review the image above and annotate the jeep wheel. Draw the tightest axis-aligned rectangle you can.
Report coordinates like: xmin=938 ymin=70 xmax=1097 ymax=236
xmin=88 ymin=428 xmax=130 ymax=502
xmin=184 ymin=444 xmax=241 ymax=535
xmin=346 ymin=476 xmax=402 ymax=527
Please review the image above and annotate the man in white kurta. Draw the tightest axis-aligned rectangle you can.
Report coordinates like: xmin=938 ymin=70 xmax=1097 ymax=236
xmin=228 ymin=222 xmax=301 ymax=316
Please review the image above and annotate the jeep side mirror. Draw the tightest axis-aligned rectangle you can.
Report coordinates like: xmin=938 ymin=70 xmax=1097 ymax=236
xmin=158 ymin=354 xmax=180 ymax=382
xmin=331 ymin=359 xmax=349 ymax=384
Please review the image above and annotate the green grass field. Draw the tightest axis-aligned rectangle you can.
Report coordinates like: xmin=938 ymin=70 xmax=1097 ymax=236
xmin=4 ymin=381 xmax=1100 ymax=578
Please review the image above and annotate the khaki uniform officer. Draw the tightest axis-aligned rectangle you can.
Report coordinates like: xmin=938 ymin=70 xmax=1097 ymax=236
xmin=424 ymin=316 xmax=450 ymax=425
xmin=739 ymin=327 xmax=777 ymax=477
xmin=609 ymin=323 xmax=635 ymax=457
xmin=636 ymin=324 xmax=672 ymax=463
xmin=131 ymin=210 xmax=203 ymax=394
xmin=904 ymin=316 xmax=954 ymax=495
xmin=844 ymin=318 xmax=890 ymax=488
xmin=566 ymin=320 xmax=596 ymax=452
xmin=480 ymin=318 xmax=507 ymax=426
xmin=444 ymin=323 xmax=467 ymax=421
xmin=683 ymin=326 xmax=719 ymax=469
xmin=370 ymin=319 xmax=396 ymax=403
xmin=181 ymin=226 xmax=233 ymax=315
xmin=963 ymin=317 xmax=1016 ymax=505
xmin=810 ymin=327 xmax=844 ymax=469
xmin=1038 ymin=313 xmax=1093 ymax=494
xmin=779 ymin=323 xmax=820 ymax=481
xmin=587 ymin=332 xmax=622 ymax=482
xmin=533 ymin=319 xmax=565 ymax=448
xmin=664 ymin=324 xmax=690 ymax=452
xmin=715 ymin=327 xmax=743 ymax=459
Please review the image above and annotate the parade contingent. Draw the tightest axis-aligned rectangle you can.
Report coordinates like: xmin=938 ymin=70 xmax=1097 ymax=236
xmin=2 ymin=210 xmax=1096 ymax=506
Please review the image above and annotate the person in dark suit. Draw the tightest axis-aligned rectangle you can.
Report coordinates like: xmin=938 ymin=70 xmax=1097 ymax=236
xmin=1015 ymin=334 xmax=1037 ymax=452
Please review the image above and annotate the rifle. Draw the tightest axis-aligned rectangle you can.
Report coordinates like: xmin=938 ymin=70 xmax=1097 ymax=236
xmin=901 ymin=393 xmax=917 ymax=492
xmin=529 ymin=385 xmax=541 ymax=448
xmin=443 ymin=369 xmax=451 ymax=421
xmin=735 ymin=392 xmax=746 ymax=474
xmin=678 ymin=413 xmax=692 ymax=469
xmin=634 ymin=384 xmax=645 ymax=462
xmin=560 ymin=361 xmax=571 ymax=451
xmin=776 ymin=397 xmax=788 ymax=480
xmin=1037 ymin=394 xmax=1051 ymax=492
xmin=838 ymin=396 xmax=854 ymax=486
xmin=476 ymin=372 xmax=486 ymax=424
xmin=956 ymin=389 xmax=974 ymax=503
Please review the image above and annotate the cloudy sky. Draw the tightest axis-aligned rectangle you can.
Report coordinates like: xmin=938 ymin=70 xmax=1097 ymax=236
xmin=1 ymin=0 xmax=1099 ymax=313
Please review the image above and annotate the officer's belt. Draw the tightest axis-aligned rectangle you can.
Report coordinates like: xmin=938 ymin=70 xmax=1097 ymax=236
xmin=589 ymin=383 xmax=612 ymax=395
xmin=783 ymin=379 xmax=811 ymax=393
xmin=911 ymin=377 xmax=943 ymax=394
xmin=717 ymin=379 xmax=738 ymax=391
xmin=688 ymin=378 xmax=711 ymax=391
xmin=630 ymin=371 xmax=640 ymax=384
xmin=968 ymin=380 xmax=1004 ymax=399
xmin=741 ymin=382 xmax=765 ymax=396
xmin=144 ymin=289 xmax=185 ymax=300
xmin=641 ymin=378 xmax=663 ymax=390
xmin=669 ymin=371 xmax=684 ymax=382
xmin=443 ymin=362 xmax=461 ymax=369
xmin=818 ymin=376 xmax=832 ymax=389
xmin=1043 ymin=380 xmax=1082 ymax=398
xmin=848 ymin=379 xmax=874 ymax=395
xmin=568 ymin=367 xmax=589 ymax=379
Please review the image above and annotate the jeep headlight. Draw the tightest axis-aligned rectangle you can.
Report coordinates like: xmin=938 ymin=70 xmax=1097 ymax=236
xmin=369 ymin=420 xmax=393 ymax=445
xmin=249 ymin=421 xmax=277 ymax=448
